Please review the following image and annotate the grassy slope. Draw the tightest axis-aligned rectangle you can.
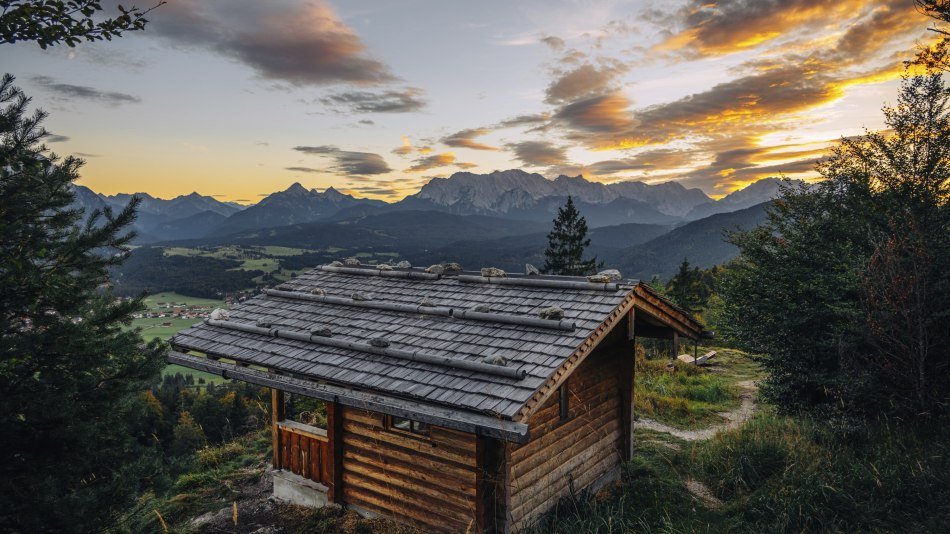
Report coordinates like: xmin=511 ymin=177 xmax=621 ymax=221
xmin=531 ymin=348 xmax=950 ymax=533
xmin=634 ymin=347 xmax=753 ymax=429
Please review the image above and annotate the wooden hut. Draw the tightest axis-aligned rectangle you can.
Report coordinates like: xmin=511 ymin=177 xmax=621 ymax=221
xmin=168 ymin=263 xmax=703 ymax=532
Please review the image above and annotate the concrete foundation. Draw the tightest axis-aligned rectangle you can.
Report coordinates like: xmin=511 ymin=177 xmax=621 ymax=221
xmin=272 ymin=469 xmax=329 ymax=509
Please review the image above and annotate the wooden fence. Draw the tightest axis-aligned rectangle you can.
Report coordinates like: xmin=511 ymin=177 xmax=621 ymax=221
xmin=276 ymin=420 xmax=332 ymax=486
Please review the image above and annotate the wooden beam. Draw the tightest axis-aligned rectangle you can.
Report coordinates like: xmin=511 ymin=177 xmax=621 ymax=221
xmin=476 ymin=436 xmax=508 ymax=533
xmin=271 ymin=388 xmax=285 ymax=469
xmin=326 ymin=400 xmax=344 ymax=503
xmin=167 ymin=351 xmax=530 ymax=443
xmin=618 ymin=342 xmax=635 ymax=462
xmin=672 ymin=332 xmax=680 ymax=362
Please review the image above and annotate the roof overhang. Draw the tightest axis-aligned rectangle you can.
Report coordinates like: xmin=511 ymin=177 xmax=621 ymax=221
xmin=168 ymin=350 xmax=530 ymax=444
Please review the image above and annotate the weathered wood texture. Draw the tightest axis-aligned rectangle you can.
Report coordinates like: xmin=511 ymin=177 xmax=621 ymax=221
xmin=340 ymin=407 xmax=480 ymax=533
xmin=277 ymin=423 xmax=331 ymax=487
xmin=507 ymin=340 xmax=625 ymax=528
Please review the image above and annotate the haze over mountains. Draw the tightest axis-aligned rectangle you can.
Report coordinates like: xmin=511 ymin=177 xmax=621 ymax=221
xmin=76 ymin=171 xmax=800 ymax=278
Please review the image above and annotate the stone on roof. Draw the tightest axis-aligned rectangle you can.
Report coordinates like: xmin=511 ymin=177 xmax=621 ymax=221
xmin=169 ymin=265 xmax=700 ymax=426
xmin=481 ymin=267 xmax=506 ymax=277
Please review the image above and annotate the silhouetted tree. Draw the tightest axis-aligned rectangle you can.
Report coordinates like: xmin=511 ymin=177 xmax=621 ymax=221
xmin=0 ymin=0 xmax=163 ymax=48
xmin=543 ymin=196 xmax=601 ymax=275
xmin=0 ymin=74 xmax=165 ymax=530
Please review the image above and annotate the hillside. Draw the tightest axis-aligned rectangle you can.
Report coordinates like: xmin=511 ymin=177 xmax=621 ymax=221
xmin=411 ymin=222 xmax=671 ymax=272
xmin=606 ymin=202 xmax=771 ymax=279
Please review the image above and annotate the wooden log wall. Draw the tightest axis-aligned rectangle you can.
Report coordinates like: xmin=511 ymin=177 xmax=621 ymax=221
xmin=507 ymin=338 xmax=626 ymax=528
xmin=340 ymin=407 xmax=480 ymax=533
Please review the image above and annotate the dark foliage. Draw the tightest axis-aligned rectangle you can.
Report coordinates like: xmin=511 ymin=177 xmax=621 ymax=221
xmin=111 ymin=247 xmax=264 ymax=299
xmin=0 ymin=74 xmax=165 ymax=531
xmin=666 ymin=258 xmax=717 ymax=313
xmin=721 ymin=75 xmax=950 ymax=418
xmin=542 ymin=196 xmax=600 ymax=275
xmin=0 ymin=0 xmax=163 ymax=48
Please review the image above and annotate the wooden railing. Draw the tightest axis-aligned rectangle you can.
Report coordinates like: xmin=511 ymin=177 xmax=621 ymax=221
xmin=276 ymin=420 xmax=332 ymax=487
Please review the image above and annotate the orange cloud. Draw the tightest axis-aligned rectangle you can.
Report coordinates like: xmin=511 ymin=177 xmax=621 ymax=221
xmin=407 ymin=152 xmax=457 ymax=172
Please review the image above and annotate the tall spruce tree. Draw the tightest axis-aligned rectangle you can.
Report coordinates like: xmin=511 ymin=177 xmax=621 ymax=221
xmin=0 ymin=75 xmax=165 ymax=531
xmin=720 ymin=75 xmax=950 ymax=418
xmin=543 ymin=196 xmax=601 ymax=275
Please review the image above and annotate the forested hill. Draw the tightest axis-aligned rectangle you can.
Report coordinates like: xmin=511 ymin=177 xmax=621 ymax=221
xmin=604 ymin=201 xmax=771 ymax=279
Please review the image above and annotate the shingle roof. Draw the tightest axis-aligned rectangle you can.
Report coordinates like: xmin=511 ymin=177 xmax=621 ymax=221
xmin=171 ymin=265 xmax=639 ymax=415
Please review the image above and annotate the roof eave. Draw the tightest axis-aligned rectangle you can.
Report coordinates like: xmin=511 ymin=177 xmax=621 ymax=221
xmin=168 ymin=350 xmax=530 ymax=444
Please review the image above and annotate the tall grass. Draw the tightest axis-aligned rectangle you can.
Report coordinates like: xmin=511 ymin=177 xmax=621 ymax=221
xmin=635 ymin=357 xmax=737 ymax=428
xmin=689 ymin=411 xmax=950 ymax=532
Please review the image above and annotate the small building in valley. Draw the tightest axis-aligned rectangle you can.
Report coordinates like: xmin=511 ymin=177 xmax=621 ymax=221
xmin=168 ymin=263 xmax=702 ymax=532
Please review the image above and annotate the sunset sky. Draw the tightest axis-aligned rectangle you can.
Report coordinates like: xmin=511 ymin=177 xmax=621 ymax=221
xmin=0 ymin=0 xmax=934 ymax=202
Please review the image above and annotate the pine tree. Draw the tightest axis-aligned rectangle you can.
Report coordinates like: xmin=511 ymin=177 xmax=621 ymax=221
xmin=720 ymin=75 xmax=950 ymax=417
xmin=667 ymin=258 xmax=715 ymax=313
xmin=543 ymin=196 xmax=601 ymax=275
xmin=0 ymin=75 xmax=165 ymax=531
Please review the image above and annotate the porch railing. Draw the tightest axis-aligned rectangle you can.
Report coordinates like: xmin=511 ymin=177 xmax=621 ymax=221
xmin=276 ymin=420 xmax=332 ymax=487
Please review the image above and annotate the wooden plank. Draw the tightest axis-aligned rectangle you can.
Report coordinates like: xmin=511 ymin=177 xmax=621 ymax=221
xmin=343 ymin=458 xmax=475 ymax=509
xmin=277 ymin=420 xmax=328 ymax=441
xmin=343 ymin=437 xmax=478 ymax=478
xmin=328 ymin=400 xmax=343 ymax=502
xmin=343 ymin=485 xmax=472 ymax=534
xmin=343 ymin=471 xmax=475 ymax=528
xmin=343 ymin=448 xmax=476 ymax=496
xmin=290 ymin=432 xmax=300 ymax=474
xmin=280 ymin=429 xmax=291 ymax=471
xmin=512 ymin=448 xmax=619 ymax=525
xmin=342 ymin=419 xmax=477 ymax=466
xmin=271 ymin=388 xmax=284 ymax=468
xmin=619 ymin=343 xmax=635 ymax=462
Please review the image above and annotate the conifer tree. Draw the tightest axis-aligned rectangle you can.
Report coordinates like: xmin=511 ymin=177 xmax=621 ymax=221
xmin=0 ymin=75 xmax=165 ymax=531
xmin=542 ymin=196 xmax=601 ymax=275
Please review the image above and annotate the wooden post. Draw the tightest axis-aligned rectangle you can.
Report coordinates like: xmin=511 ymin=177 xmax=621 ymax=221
xmin=672 ymin=332 xmax=680 ymax=361
xmin=476 ymin=436 xmax=508 ymax=534
xmin=326 ymin=399 xmax=344 ymax=503
xmin=271 ymin=388 xmax=285 ymax=469
xmin=619 ymin=343 xmax=635 ymax=461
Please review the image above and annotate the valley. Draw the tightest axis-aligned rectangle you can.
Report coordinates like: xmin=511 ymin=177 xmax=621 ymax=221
xmin=93 ymin=171 xmax=790 ymax=301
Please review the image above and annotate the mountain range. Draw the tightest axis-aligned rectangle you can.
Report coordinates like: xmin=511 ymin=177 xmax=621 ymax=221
xmin=72 ymin=171 xmax=798 ymax=244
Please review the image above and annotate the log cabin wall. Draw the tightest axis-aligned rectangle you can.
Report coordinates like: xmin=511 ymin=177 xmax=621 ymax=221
xmin=507 ymin=329 xmax=629 ymax=529
xmin=340 ymin=407 xmax=480 ymax=532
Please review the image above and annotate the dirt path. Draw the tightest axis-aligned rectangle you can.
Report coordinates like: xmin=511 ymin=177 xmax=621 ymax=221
xmin=634 ymin=379 xmax=757 ymax=442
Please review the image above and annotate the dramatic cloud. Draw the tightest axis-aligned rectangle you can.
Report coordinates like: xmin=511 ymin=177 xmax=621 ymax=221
xmin=31 ymin=76 xmax=140 ymax=106
xmin=656 ymin=0 xmax=918 ymax=58
xmin=441 ymin=128 xmax=499 ymax=151
xmin=507 ymin=141 xmax=568 ymax=166
xmin=407 ymin=152 xmax=457 ymax=172
xmin=150 ymin=0 xmax=395 ymax=86
xmin=46 ymin=134 xmax=70 ymax=143
xmin=293 ymin=145 xmax=392 ymax=175
xmin=545 ymin=60 xmax=629 ymax=104
xmin=319 ymin=87 xmax=426 ymax=113
xmin=673 ymin=139 xmax=829 ymax=192
xmin=285 ymin=166 xmax=320 ymax=173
